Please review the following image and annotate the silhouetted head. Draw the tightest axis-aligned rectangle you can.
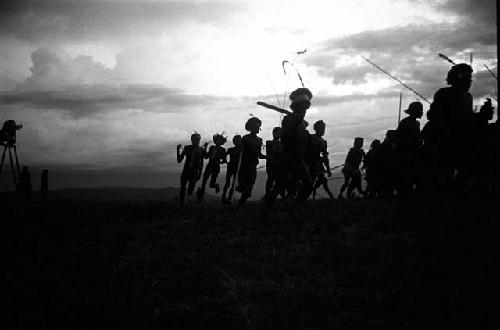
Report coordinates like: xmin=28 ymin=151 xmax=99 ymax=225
xmin=370 ymin=139 xmax=381 ymax=150
xmin=272 ymin=127 xmax=282 ymax=140
xmin=446 ymin=63 xmax=473 ymax=91
xmin=313 ymin=120 xmax=326 ymax=136
xmin=405 ymin=101 xmax=423 ymax=118
xmin=479 ymin=98 xmax=494 ymax=121
xmin=191 ymin=133 xmax=201 ymax=146
xmin=385 ymin=130 xmax=397 ymax=142
xmin=245 ymin=117 xmax=262 ymax=133
xmin=354 ymin=137 xmax=364 ymax=149
xmin=213 ymin=133 xmax=227 ymax=146
xmin=232 ymin=134 xmax=242 ymax=146
xmin=289 ymin=88 xmax=312 ymax=116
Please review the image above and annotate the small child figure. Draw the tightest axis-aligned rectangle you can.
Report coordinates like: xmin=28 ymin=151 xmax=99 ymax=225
xmin=197 ymin=133 xmax=227 ymax=200
xmin=265 ymin=127 xmax=283 ymax=196
xmin=308 ymin=120 xmax=334 ymax=200
xmin=237 ymin=117 xmax=266 ymax=205
xmin=339 ymin=137 xmax=365 ymax=199
xmin=222 ymin=134 xmax=242 ymax=203
xmin=177 ymin=133 xmax=207 ymax=206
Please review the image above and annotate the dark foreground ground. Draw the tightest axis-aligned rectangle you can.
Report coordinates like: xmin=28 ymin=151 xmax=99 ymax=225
xmin=3 ymin=188 xmax=499 ymax=329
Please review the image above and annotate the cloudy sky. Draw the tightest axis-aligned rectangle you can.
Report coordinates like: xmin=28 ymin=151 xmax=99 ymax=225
xmin=0 ymin=0 xmax=497 ymax=188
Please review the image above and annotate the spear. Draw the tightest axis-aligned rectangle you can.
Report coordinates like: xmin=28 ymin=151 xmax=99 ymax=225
xmin=256 ymin=101 xmax=292 ymax=115
xmin=361 ymin=56 xmax=431 ymax=104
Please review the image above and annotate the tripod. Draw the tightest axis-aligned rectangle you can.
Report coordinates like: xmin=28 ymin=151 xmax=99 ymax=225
xmin=0 ymin=142 xmax=21 ymax=189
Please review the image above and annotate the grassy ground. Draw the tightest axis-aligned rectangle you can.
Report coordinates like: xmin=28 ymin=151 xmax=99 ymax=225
xmin=4 ymin=190 xmax=499 ymax=329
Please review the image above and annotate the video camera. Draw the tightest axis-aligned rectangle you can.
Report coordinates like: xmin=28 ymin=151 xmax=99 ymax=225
xmin=1 ymin=120 xmax=23 ymax=147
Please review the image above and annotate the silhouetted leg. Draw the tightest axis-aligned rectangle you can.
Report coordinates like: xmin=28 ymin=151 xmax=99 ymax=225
xmin=222 ymin=171 xmax=232 ymax=202
xmin=295 ymin=160 xmax=313 ymax=203
xmin=0 ymin=145 xmax=7 ymax=177
xmin=187 ymin=178 xmax=196 ymax=195
xmin=321 ymin=178 xmax=334 ymax=200
xmin=339 ymin=175 xmax=350 ymax=198
xmin=8 ymin=147 xmax=17 ymax=188
xmin=209 ymin=166 xmax=220 ymax=193
xmin=197 ymin=165 xmax=211 ymax=200
xmin=265 ymin=165 xmax=275 ymax=196
xmin=179 ymin=174 xmax=188 ymax=205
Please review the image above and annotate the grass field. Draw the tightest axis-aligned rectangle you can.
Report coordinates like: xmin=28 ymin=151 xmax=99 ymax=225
xmin=4 ymin=189 xmax=498 ymax=329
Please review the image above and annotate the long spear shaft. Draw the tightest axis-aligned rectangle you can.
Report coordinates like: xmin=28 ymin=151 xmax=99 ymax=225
xmin=361 ymin=56 xmax=431 ymax=104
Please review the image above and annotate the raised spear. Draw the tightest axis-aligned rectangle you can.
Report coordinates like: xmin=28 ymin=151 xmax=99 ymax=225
xmin=361 ymin=56 xmax=431 ymax=104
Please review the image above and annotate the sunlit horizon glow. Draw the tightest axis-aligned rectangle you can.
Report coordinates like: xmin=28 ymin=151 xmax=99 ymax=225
xmin=0 ymin=0 xmax=497 ymax=188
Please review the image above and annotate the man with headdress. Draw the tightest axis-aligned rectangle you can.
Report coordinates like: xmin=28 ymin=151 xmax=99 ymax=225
xmin=265 ymin=87 xmax=314 ymax=209
xmin=237 ymin=117 xmax=266 ymax=205
xmin=396 ymin=101 xmax=424 ymax=193
xmin=197 ymin=133 xmax=227 ymax=200
xmin=428 ymin=63 xmax=474 ymax=188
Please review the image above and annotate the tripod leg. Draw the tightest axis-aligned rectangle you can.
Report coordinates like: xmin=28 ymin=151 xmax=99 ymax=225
xmin=0 ymin=145 xmax=7 ymax=177
xmin=13 ymin=145 xmax=21 ymax=174
xmin=8 ymin=147 xmax=18 ymax=188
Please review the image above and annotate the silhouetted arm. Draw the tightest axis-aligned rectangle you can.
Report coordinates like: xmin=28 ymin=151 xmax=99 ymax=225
xmin=176 ymin=145 xmax=185 ymax=163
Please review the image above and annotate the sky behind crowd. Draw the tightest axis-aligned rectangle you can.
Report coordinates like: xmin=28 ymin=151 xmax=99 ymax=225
xmin=0 ymin=0 xmax=497 ymax=188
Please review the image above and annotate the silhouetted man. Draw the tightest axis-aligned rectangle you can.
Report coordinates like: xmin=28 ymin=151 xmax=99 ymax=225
xmin=177 ymin=133 xmax=207 ymax=206
xmin=363 ymin=139 xmax=381 ymax=197
xmin=265 ymin=127 xmax=283 ymax=197
xmin=265 ymin=87 xmax=314 ymax=210
xmin=339 ymin=137 xmax=365 ymax=198
xmin=428 ymin=63 xmax=474 ymax=189
xmin=308 ymin=120 xmax=334 ymax=200
xmin=222 ymin=135 xmax=242 ymax=203
xmin=237 ymin=117 xmax=266 ymax=205
xmin=396 ymin=101 xmax=423 ymax=193
xmin=197 ymin=133 xmax=227 ymax=200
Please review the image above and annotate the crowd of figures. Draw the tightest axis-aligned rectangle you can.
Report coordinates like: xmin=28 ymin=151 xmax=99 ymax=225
xmin=177 ymin=63 xmax=500 ymax=208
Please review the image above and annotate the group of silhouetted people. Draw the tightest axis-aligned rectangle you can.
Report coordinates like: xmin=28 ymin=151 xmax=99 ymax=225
xmin=177 ymin=87 xmax=337 ymax=207
xmin=345 ymin=63 xmax=499 ymax=198
xmin=177 ymin=63 xmax=499 ymax=207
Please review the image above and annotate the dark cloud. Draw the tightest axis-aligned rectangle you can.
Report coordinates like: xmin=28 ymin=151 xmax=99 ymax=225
xmin=0 ymin=85 xmax=228 ymax=118
xmin=307 ymin=6 xmax=496 ymax=102
xmin=0 ymin=0 xmax=247 ymax=42
xmin=438 ymin=0 xmax=496 ymax=25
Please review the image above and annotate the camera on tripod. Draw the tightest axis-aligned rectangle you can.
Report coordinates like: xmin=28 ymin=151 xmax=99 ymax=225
xmin=1 ymin=120 xmax=23 ymax=192
xmin=1 ymin=120 xmax=23 ymax=147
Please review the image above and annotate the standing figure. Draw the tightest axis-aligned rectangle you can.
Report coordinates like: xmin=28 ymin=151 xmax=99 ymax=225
xmin=308 ymin=120 xmax=334 ymax=200
xmin=428 ymin=63 xmax=474 ymax=188
xmin=177 ymin=133 xmax=207 ymax=206
xmin=363 ymin=139 xmax=381 ymax=198
xmin=265 ymin=88 xmax=314 ymax=210
xmin=396 ymin=101 xmax=423 ymax=193
xmin=222 ymin=135 xmax=242 ymax=203
xmin=472 ymin=98 xmax=494 ymax=191
xmin=237 ymin=117 xmax=266 ymax=205
xmin=378 ymin=130 xmax=399 ymax=197
xmin=197 ymin=133 xmax=227 ymax=200
xmin=339 ymin=137 xmax=365 ymax=199
xmin=265 ymin=127 xmax=283 ymax=197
